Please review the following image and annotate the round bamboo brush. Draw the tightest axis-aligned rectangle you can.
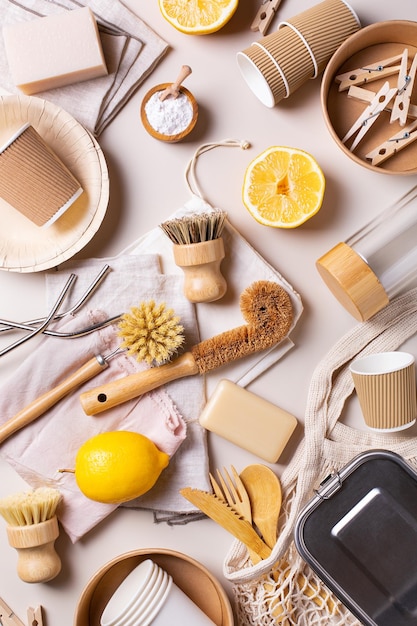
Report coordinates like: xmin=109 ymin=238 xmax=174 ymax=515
xmin=0 ymin=487 xmax=62 ymax=583
xmin=80 ymin=280 xmax=294 ymax=415
xmin=160 ymin=210 xmax=228 ymax=303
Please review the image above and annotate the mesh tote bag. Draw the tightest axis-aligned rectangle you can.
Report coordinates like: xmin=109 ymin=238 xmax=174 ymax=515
xmin=223 ymin=287 xmax=417 ymax=626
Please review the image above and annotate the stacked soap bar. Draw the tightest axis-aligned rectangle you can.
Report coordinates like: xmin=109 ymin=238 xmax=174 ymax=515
xmin=199 ymin=379 xmax=297 ymax=463
xmin=3 ymin=7 xmax=108 ymax=95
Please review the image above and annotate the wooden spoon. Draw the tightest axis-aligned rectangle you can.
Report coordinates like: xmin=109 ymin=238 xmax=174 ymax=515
xmin=239 ymin=464 xmax=282 ymax=548
xmin=159 ymin=65 xmax=192 ymax=101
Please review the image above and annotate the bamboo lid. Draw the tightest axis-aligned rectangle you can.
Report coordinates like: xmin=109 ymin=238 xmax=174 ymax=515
xmin=316 ymin=242 xmax=389 ymax=321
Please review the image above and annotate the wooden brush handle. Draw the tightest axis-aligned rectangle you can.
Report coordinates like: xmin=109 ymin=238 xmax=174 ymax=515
xmin=0 ymin=356 xmax=107 ymax=444
xmin=173 ymin=239 xmax=227 ymax=303
xmin=7 ymin=516 xmax=61 ymax=583
xmin=80 ymin=352 xmax=199 ymax=415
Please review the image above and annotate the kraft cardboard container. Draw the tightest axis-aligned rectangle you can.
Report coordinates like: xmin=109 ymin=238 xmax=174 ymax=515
xmin=74 ymin=548 xmax=234 ymax=626
xmin=321 ymin=20 xmax=417 ymax=175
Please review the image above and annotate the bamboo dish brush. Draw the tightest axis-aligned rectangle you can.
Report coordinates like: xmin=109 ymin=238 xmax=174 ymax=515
xmin=0 ymin=300 xmax=184 ymax=445
xmin=0 ymin=487 xmax=62 ymax=583
xmin=80 ymin=280 xmax=294 ymax=415
xmin=160 ymin=210 xmax=228 ymax=303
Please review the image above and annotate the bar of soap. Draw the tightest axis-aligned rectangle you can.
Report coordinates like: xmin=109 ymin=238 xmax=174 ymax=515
xmin=199 ymin=379 xmax=297 ymax=463
xmin=3 ymin=7 xmax=108 ymax=95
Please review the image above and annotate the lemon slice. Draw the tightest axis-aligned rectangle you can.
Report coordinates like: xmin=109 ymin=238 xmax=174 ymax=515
xmin=158 ymin=0 xmax=239 ymax=35
xmin=243 ymin=146 xmax=325 ymax=228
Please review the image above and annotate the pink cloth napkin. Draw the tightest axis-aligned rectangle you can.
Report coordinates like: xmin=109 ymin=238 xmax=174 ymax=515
xmin=0 ymin=254 xmax=203 ymax=542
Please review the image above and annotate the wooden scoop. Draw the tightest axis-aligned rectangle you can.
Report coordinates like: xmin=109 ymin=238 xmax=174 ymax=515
xmin=239 ymin=464 xmax=282 ymax=548
xmin=159 ymin=65 xmax=192 ymax=101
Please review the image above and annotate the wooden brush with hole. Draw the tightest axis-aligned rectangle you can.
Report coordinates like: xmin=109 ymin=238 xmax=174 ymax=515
xmin=80 ymin=280 xmax=294 ymax=415
xmin=160 ymin=210 xmax=228 ymax=303
xmin=0 ymin=487 xmax=62 ymax=583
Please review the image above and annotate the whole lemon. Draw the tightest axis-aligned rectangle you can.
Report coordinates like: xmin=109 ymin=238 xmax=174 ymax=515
xmin=74 ymin=431 xmax=169 ymax=504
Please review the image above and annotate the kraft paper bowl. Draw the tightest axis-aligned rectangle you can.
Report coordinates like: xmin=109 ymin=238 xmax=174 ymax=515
xmin=74 ymin=549 xmax=234 ymax=626
xmin=321 ymin=20 xmax=417 ymax=175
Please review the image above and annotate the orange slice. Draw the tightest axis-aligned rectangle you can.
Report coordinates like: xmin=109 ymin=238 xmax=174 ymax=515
xmin=158 ymin=0 xmax=239 ymax=35
xmin=242 ymin=146 xmax=325 ymax=228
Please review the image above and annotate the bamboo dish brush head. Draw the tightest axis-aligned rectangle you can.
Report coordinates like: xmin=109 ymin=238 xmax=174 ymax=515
xmin=0 ymin=487 xmax=62 ymax=583
xmin=160 ymin=210 xmax=228 ymax=303
xmin=117 ymin=300 xmax=185 ymax=365
xmin=80 ymin=280 xmax=294 ymax=415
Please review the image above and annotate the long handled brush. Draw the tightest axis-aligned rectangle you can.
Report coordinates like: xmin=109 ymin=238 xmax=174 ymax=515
xmin=80 ymin=280 xmax=294 ymax=415
xmin=0 ymin=487 xmax=62 ymax=583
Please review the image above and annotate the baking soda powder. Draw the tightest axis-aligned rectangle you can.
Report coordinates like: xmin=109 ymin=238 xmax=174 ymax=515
xmin=145 ymin=91 xmax=193 ymax=135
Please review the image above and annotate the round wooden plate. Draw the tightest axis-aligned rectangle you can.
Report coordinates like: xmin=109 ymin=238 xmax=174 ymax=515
xmin=0 ymin=94 xmax=109 ymax=272
xmin=74 ymin=548 xmax=234 ymax=626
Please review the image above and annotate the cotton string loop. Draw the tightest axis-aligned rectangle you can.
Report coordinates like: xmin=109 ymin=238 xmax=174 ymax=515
xmin=184 ymin=139 xmax=251 ymax=201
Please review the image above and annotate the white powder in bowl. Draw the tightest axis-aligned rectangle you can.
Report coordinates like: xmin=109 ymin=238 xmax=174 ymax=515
xmin=145 ymin=91 xmax=194 ymax=136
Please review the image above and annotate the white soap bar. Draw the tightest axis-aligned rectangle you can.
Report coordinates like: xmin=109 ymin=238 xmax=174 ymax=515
xmin=199 ymin=379 xmax=297 ymax=463
xmin=3 ymin=7 xmax=108 ymax=95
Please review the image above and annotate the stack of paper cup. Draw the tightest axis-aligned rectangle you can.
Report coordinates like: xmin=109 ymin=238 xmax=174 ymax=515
xmin=0 ymin=123 xmax=83 ymax=227
xmin=100 ymin=558 xmax=216 ymax=626
xmin=237 ymin=0 xmax=361 ymax=107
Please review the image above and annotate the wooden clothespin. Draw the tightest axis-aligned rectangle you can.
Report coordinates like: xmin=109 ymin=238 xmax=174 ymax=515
xmin=390 ymin=49 xmax=417 ymax=126
xmin=27 ymin=607 xmax=43 ymax=626
xmin=0 ymin=598 xmax=25 ymax=626
xmin=335 ymin=53 xmax=403 ymax=91
xmin=365 ymin=118 xmax=417 ymax=166
xmin=251 ymin=0 xmax=283 ymax=35
xmin=347 ymin=84 xmax=417 ymax=120
xmin=342 ymin=81 xmax=397 ymax=151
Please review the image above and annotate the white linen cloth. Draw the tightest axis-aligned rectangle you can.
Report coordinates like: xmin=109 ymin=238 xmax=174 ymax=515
xmin=0 ymin=0 xmax=168 ymax=135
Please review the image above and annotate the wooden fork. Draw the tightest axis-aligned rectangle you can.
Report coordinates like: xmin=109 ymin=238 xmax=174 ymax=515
xmin=209 ymin=466 xmax=260 ymax=564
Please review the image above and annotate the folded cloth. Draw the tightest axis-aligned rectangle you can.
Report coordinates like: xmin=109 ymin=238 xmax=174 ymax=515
xmin=0 ymin=254 xmax=209 ymax=542
xmin=0 ymin=0 xmax=168 ymax=135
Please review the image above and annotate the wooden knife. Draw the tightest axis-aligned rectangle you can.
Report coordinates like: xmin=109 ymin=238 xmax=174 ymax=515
xmin=180 ymin=487 xmax=272 ymax=560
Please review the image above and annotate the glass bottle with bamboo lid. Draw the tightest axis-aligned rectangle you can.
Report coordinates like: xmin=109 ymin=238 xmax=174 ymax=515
xmin=316 ymin=185 xmax=417 ymax=321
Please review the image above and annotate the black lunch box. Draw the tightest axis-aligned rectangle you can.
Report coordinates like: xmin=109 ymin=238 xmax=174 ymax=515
xmin=294 ymin=450 xmax=417 ymax=626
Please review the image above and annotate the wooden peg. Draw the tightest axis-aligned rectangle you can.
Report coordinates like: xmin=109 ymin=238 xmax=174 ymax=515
xmin=365 ymin=118 xmax=417 ymax=166
xmin=27 ymin=606 xmax=43 ymax=626
xmin=251 ymin=0 xmax=283 ymax=35
xmin=390 ymin=50 xmax=417 ymax=126
xmin=0 ymin=598 xmax=25 ymax=626
xmin=335 ymin=54 xmax=403 ymax=91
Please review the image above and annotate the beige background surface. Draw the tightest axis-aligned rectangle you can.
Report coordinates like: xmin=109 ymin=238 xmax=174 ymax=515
xmin=1 ymin=0 xmax=417 ymax=623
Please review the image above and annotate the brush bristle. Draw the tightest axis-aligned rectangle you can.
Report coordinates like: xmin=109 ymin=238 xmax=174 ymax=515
xmin=118 ymin=300 xmax=185 ymax=365
xmin=0 ymin=487 xmax=62 ymax=526
xmin=160 ymin=210 xmax=227 ymax=245
xmin=191 ymin=281 xmax=293 ymax=373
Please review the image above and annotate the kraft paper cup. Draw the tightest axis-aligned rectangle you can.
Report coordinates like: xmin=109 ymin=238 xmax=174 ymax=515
xmin=280 ymin=0 xmax=361 ymax=77
xmin=237 ymin=25 xmax=315 ymax=106
xmin=350 ymin=352 xmax=417 ymax=432
xmin=0 ymin=122 xmax=83 ymax=227
xmin=237 ymin=43 xmax=287 ymax=107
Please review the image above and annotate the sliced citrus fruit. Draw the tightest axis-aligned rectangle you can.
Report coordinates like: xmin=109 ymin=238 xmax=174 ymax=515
xmin=242 ymin=146 xmax=325 ymax=228
xmin=158 ymin=0 xmax=239 ymax=35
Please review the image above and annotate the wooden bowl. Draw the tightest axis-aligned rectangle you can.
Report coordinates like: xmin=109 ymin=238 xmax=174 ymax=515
xmin=74 ymin=548 xmax=234 ymax=626
xmin=140 ymin=84 xmax=198 ymax=143
xmin=321 ymin=21 xmax=417 ymax=175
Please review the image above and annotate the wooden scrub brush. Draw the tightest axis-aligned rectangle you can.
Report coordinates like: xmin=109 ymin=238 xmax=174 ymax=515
xmin=0 ymin=487 xmax=62 ymax=583
xmin=80 ymin=280 xmax=294 ymax=415
xmin=160 ymin=210 xmax=228 ymax=303
xmin=0 ymin=301 xmax=184 ymax=445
